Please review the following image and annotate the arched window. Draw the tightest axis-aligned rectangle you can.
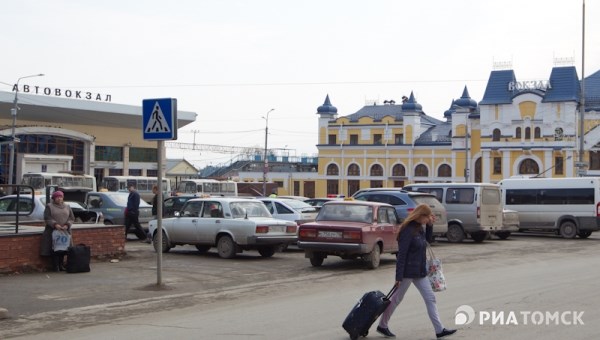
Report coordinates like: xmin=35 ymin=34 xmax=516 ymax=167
xmin=370 ymin=164 xmax=383 ymax=176
xmin=438 ymin=164 xmax=451 ymax=177
xmin=392 ymin=164 xmax=405 ymax=176
xmin=326 ymin=164 xmax=339 ymax=176
xmin=519 ymin=159 xmax=539 ymax=174
xmin=414 ymin=164 xmax=428 ymax=177
xmin=534 ymin=127 xmax=541 ymax=138
xmin=516 ymin=127 xmax=521 ymax=138
xmin=525 ymin=127 xmax=531 ymax=139
xmin=492 ymin=128 xmax=501 ymax=141
xmin=475 ymin=157 xmax=482 ymax=183
xmin=347 ymin=163 xmax=360 ymax=176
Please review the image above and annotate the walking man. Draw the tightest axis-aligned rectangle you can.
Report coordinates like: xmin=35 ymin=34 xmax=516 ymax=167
xmin=125 ymin=184 xmax=146 ymax=240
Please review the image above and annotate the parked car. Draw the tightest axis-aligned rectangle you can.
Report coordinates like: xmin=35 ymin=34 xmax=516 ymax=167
xmin=0 ymin=194 xmax=45 ymax=222
xmin=162 ymin=195 xmax=199 ymax=217
xmin=148 ymin=197 xmax=298 ymax=258
xmin=85 ymin=192 xmax=153 ymax=228
xmin=0 ymin=194 xmax=99 ymax=224
xmin=499 ymin=209 xmax=520 ymax=239
xmin=297 ymin=200 xmax=400 ymax=269
xmin=40 ymin=196 xmax=100 ymax=224
xmin=258 ymin=197 xmax=318 ymax=225
xmin=352 ymin=190 xmax=448 ymax=239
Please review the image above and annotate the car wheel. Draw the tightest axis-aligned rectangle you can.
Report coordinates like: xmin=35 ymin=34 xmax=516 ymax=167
xmin=470 ymin=232 xmax=488 ymax=243
xmin=446 ymin=224 xmax=465 ymax=243
xmin=365 ymin=244 xmax=381 ymax=269
xmin=495 ymin=231 xmax=511 ymax=240
xmin=559 ymin=221 xmax=577 ymax=239
xmin=195 ymin=245 xmax=211 ymax=253
xmin=310 ymin=256 xmax=324 ymax=267
xmin=217 ymin=235 xmax=237 ymax=259
xmin=258 ymin=246 xmax=276 ymax=258
xmin=153 ymin=231 xmax=170 ymax=253
xmin=577 ymin=231 xmax=592 ymax=239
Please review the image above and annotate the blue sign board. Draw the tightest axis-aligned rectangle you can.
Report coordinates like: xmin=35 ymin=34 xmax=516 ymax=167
xmin=142 ymin=98 xmax=178 ymax=140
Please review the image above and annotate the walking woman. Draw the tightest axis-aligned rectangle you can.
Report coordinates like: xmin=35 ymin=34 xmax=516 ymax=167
xmin=41 ymin=191 xmax=75 ymax=271
xmin=376 ymin=203 xmax=456 ymax=339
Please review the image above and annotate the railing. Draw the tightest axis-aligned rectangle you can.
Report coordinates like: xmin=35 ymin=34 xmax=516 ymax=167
xmin=0 ymin=184 xmax=36 ymax=234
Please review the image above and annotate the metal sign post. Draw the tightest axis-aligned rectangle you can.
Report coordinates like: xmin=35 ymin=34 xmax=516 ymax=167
xmin=143 ymin=98 xmax=178 ymax=286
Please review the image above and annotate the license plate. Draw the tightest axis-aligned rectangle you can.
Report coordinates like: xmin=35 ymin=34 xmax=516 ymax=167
xmin=269 ymin=226 xmax=284 ymax=233
xmin=318 ymin=231 xmax=342 ymax=238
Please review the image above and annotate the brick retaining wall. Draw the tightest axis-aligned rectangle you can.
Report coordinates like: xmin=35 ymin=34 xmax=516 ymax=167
xmin=0 ymin=225 xmax=126 ymax=274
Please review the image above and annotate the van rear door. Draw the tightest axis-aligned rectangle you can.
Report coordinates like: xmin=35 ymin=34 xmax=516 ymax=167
xmin=479 ymin=187 xmax=503 ymax=230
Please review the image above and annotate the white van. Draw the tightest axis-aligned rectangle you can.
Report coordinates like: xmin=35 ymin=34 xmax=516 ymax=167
xmin=404 ymin=183 xmax=508 ymax=242
xmin=498 ymin=177 xmax=600 ymax=238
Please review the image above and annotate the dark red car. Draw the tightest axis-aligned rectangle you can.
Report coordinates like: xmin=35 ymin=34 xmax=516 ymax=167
xmin=297 ymin=200 xmax=400 ymax=269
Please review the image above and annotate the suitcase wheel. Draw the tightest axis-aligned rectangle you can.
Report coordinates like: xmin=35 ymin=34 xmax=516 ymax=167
xmin=362 ymin=331 xmax=368 ymax=337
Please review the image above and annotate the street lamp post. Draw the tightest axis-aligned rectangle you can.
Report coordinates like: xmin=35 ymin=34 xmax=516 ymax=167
xmin=262 ymin=109 xmax=275 ymax=196
xmin=7 ymin=73 xmax=45 ymax=186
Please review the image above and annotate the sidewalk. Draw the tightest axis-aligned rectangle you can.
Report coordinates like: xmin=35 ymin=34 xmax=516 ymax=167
xmin=0 ymin=240 xmax=165 ymax=316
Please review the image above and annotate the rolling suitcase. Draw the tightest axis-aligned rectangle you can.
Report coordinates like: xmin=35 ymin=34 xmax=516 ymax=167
xmin=66 ymin=244 xmax=91 ymax=273
xmin=342 ymin=285 xmax=397 ymax=340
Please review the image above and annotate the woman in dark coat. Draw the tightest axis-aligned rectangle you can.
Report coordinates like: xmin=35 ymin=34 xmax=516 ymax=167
xmin=41 ymin=191 xmax=75 ymax=271
xmin=376 ymin=203 xmax=457 ymax=339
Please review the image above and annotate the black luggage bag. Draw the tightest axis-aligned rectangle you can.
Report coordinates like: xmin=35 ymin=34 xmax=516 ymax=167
xmin=342 ymin=286 xmax=397 ymax=340
xmin=66 ymin=244 xmax=91 ymax=273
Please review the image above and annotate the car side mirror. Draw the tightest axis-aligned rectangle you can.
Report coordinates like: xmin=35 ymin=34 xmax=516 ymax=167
xmin=174 ymin=211 xmax=181 ymax=217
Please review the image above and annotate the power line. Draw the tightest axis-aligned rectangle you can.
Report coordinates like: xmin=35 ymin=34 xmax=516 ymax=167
xmin=62 ymin=78 xmax=489 ymax=89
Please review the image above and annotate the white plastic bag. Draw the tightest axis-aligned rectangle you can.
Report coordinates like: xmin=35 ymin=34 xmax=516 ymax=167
xmin=52 ymin=229 xmax=71 ymax=252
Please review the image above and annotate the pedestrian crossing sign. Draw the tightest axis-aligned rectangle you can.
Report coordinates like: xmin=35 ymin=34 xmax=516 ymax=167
xmin=142 ymin=98 xmax=178 ymax=140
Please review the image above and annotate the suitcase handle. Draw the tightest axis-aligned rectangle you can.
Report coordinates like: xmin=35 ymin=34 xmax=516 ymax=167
xmin=384 ymin=285 xmax=398 ymax=300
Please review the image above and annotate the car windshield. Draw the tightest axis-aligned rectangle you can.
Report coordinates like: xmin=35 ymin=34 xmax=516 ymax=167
xmin=229 ymin=201 xmax=272 ymax=218
xmin=316 ymin=204 xmax=373 ymax=223
xmin=280 ymin=199 xmax=317 ymax=212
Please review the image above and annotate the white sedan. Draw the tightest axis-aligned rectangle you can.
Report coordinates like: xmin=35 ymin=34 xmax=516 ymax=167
xmin=0 ymin=194 xmax=46 ymax=222
xmin=148 ymin=197 xmax=298 ymax=258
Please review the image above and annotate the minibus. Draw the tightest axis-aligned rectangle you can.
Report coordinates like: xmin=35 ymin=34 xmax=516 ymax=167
xmin=498 ymin=177 xmax=600 ymax=238
xmin=404 ymin=183 xmax=506 ymax=242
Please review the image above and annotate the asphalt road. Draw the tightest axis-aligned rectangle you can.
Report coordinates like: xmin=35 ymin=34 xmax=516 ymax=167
xmin=1 ymin=232 xmax=599 ymax=339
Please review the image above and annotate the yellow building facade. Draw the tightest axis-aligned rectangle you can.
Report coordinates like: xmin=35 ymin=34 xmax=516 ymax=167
xmin=312 ymin=66 xmax=600 ymax=198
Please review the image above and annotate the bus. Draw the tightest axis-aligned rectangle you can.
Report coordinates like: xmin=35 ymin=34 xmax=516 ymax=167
xmin=175 ymin=179 xmax=238 ymax=197
xmin=21 ymin=172 xmax=97 ymax=193
xmin=498 ymin=177 xmax=600 ymax=239
xmin=100 ymin=176 xmax=171 ymax=204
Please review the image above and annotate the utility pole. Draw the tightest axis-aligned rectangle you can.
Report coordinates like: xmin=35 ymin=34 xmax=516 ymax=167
xmin=262 ymin=109 xmax=275 ymax=196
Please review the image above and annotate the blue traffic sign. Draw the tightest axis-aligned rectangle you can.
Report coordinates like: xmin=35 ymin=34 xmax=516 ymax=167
xmin=142 ymin=98 xmax=178 ymax=140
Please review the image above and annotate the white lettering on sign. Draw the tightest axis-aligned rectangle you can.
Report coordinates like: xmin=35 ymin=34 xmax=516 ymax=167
xmin=508 ymin=80 xmax=552 ymax=91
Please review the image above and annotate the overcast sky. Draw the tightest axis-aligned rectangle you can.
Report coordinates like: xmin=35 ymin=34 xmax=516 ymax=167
xmin=2 ymin=0 xmax=599 ymax=169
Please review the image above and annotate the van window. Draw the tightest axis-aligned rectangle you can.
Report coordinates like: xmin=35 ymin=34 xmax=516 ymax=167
xmin=506 ymin=188 xmax=594 ymax=205
xmin=446 ymin=188 xmax=474 ymax=204
xmin=482 ymin=188 xmax=501 ymax=204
